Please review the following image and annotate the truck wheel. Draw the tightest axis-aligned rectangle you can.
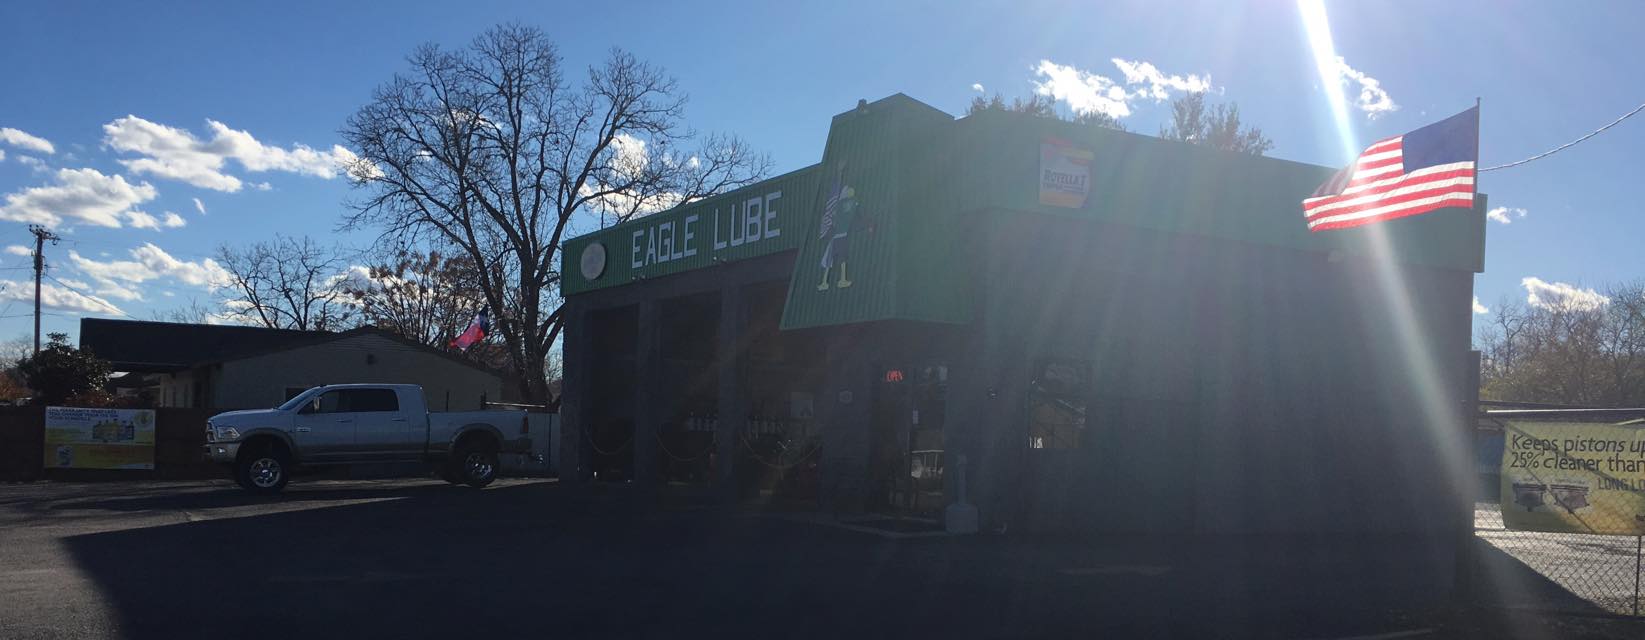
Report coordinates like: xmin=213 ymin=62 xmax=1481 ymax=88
xmin=451 ymin=442 xmax=498 ymax=488
xmin=235 ymin=445 xmax=290 ymax=495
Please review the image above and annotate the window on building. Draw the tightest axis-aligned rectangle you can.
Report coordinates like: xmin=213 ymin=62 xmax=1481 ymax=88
xmin=1027 ymin=359 xmax=1089 ymax=450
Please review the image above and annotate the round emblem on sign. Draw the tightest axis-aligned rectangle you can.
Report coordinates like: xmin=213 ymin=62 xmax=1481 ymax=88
xmin=580 ymin=242 xmax=607 ymax=281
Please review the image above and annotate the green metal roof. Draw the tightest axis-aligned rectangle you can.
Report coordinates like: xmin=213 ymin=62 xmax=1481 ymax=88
xmin=562 ymin=93 xmax=1487 ymax=332
xmin=561 ymin=165 xmax=822 ymax=296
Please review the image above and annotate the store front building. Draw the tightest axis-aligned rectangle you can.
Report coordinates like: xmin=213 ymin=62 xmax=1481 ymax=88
xmin=558 ymin=94 xmax=1486 ymax=537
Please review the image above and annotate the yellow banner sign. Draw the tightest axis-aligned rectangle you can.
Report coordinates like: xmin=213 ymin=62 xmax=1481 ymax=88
xmin=1500 ymin=420 xmax=1645 ymax=535
xmin=44 ymin=406 xmax=156 ymax=470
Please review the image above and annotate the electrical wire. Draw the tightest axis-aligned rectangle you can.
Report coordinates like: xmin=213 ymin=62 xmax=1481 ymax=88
xmin=43 ymin=274 xmax=131 ymax=317
xmin=1480 ymin=100 xmax=1645 ymax=172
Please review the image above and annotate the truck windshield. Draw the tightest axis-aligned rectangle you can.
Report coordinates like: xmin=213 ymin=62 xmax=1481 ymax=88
xmin=277 ymin=389 xmax=318 ymax=411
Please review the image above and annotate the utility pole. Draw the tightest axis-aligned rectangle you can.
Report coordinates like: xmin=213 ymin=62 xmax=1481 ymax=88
xmin=29 ymin=225 xmax=60 ymax=356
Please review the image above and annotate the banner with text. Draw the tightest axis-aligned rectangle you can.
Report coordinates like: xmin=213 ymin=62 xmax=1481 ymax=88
xmin=1039 ymin=137 xmax=1093 ymax=208
xmin=1500 ymin=420 xmax=1645 ymax=535
xmin=44 ymin=406 xmax=156 ymax=470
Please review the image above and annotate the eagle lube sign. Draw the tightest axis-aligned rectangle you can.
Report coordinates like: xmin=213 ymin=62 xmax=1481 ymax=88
xmin=629 ymin=191 xmax=784 ymax=269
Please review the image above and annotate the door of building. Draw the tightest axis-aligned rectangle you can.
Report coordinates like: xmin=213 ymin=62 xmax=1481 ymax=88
xmin=869 ymin=365 xmax=947 ymax=515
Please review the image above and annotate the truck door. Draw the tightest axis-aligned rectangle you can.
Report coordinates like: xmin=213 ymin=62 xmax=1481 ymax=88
xmin=293 ymin=389 xmax=357 ymax=462
xmin=349 ymin=388 xmax=417 ymax=460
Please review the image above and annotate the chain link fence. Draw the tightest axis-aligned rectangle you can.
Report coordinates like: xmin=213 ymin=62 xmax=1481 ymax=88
xmin=1471 ymin=410 xmax=1645 ymax=617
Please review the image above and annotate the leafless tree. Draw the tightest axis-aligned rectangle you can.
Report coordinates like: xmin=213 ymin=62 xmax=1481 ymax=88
xmin=216 ymin=235 xmax=355 ymax=331
xmin=148 ymin=298 xmax=218 ymax=324
xmin=343 ymin=249 xmax=485 ymax=348
xmin=0 ymin=334 xmax=33 ymax=366
xmin=1478 ymin=281 xmax=1645 ymax=406
xmin=340 ymin=24 xmax=771 ymax=405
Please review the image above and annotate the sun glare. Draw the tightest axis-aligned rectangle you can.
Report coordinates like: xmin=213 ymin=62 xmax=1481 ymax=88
xmin=1298 ymin=0 xmax=1477 ymax=531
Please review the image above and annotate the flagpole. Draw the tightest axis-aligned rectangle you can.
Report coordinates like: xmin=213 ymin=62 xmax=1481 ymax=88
xmin=1480 ymin=95 xmax=1493 ymax=195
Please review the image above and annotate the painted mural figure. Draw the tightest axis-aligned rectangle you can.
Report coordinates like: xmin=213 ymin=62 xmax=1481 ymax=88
xmin=816 ymin=163 xmax=871 ymax=291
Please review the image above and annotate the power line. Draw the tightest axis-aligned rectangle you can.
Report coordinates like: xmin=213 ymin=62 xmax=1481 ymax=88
xmin=43 ymin=273 xmax=131 ymax=318
xmin=1481 ymin=99 xmax=1645 ymax=172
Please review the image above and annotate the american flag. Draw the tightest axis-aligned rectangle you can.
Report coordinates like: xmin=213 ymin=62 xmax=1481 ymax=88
xmin=1304 ymin=106 xmax=1478 ymax=232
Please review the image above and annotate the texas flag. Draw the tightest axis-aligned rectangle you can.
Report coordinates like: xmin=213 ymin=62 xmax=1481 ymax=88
xmin=450 ymin=309 xmax=488 ymax=351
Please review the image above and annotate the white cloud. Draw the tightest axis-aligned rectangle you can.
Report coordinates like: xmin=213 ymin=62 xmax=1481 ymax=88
xmin=1032 ymin=58 xmax=1212 ymax=121
xmin=0 ymin=149 xmax=6 ymax=162
xmin=124 ymin=211 xmax=160 ymax=230
xmin=192 ymin=197 xmax=206 ymax=214
xmin=1486 ymin=206 xmax=1527 ymax=225
xmin=0 ymin=279 xmax=122 ymax=315
xmin=4 ymin=245 xmax=30 ymax=257
xmin=0 ymin=168 xmax=158 ymax=229
xmin=1110 ymin=58 xmax=1212 ymax=101
xmin=579 ymin=134 xmax=689 ymax=217
xmin=1331 ymin=57 xmax=1397 ymax=119
xmin=609 ymin=133 xmax=650 ymax=179
xmin=102 ymin=115 xmax=360 ymax=192
xmin=162 ymin=211 xmax=186 ymax=228
xmin=250 ymin=182 xmax=272 ymax=191
xmin=161 ymin=291 xmax=175 ymax=297
xmin=1522 ymin=277 xmax=1608 ymax=312
xmin=0 ymin=127 xmax=55 ymax=154
xmin=68 ymin=243 xmax=233 ymax=303
xmin=971 ymin=83 xmax=985 ymax=93
xmin=1032 ymin=60 xmax=1134 ymax=119
xmin=328 ymin=264 xmax=378 ymax=299
xmin=16 ymin=155 xmax=44 ymax=170
xmin=1472 ymin=296 xmax=1488 ymax=314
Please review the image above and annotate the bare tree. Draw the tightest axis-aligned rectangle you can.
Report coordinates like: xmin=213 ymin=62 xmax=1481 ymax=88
xmin=343 ymin=249 xmax=485 ymax=348
xmin=341 ymin=24 xmax=770 ymax=405
xmin=1160 ymin=92 xmax=1273 ymax=155
xmin=1478 ymin=281 xmax=1645 ymax=406
xmin=149 ymin=298 xmax=218 ymax=324
xmin=0 ymin=334 xmax=33 ymax=366
xmin=216 ymin=235 xmax=355 ymax=331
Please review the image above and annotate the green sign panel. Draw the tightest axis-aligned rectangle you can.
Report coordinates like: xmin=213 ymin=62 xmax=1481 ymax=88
xmin=561 ymin=167 xmax=821 ymax=295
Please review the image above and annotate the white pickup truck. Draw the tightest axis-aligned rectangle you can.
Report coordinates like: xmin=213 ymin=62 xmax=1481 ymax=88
xmin=203 ymin=383 xmax=530 ymax=494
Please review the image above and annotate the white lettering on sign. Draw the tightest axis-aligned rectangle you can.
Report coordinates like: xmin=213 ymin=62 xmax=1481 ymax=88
xmin=628 ymin=190 xmax=786 ymax=271
xmin=764 ymin=191 xmax=781 ymax=239
xmin=682 ymin=214 xmax=698 ymax=258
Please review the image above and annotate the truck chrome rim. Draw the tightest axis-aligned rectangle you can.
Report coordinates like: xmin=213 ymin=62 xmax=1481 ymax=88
xmin=250 ymin=458 xmax=282 ymax=488
xmin=465 ymin=452 xmax=493 ymax=480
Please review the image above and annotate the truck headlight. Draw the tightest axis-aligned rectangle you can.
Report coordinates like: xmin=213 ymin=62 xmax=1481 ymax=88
xmin=213 ymin=426 xmax=242 ymax=442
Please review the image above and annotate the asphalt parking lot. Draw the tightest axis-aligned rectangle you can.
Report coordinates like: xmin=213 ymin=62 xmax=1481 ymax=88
xmin=1 ymin=477 xmax=1640 ymax=640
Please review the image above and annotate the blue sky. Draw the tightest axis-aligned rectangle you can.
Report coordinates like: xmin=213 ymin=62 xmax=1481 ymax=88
xmin=0 ymin=0 xmax=1639 ymax=344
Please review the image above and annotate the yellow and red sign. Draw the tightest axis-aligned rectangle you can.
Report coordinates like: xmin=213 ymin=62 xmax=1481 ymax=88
xmin=1501 ymin=420 xmax=1645 ymax=535
xmin=44 ymin=406 xmax=156 ymax=470
xmin=1039 ymin=137 xmax=1094 ymax=208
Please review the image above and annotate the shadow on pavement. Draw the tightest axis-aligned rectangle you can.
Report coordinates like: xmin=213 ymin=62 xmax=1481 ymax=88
xmin=44 ymin=481 xmax=465 ymax=513
xmin=1468 ymin=538 xmax=1616 ymax=615
xmin=61 ymin=483 xmax=1474 ymax=639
